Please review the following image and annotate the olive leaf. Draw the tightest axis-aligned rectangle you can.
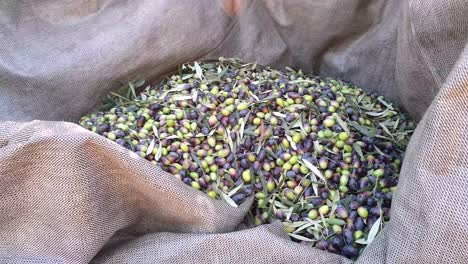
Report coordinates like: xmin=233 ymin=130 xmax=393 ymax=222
xmin=220 ymin=191 xmax=238 ymax=208
xmin=367 ymin=216 xmax=382 ymax=244
xmin=228 ymin=183 xmax=244 ymax=197
xmin=334 ymin=114 xmax=350 ymax=134
xmin=146 ymin=138 xmax=155 ymax=156
xmin=353 ymin=143 xmax=364 ymax=160
xmin=193 ymin=61 xmax=205 ymax=80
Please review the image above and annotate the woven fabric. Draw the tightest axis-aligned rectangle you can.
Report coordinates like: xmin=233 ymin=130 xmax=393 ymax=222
xmin=1 ymin=0 xmax=468 ymax=263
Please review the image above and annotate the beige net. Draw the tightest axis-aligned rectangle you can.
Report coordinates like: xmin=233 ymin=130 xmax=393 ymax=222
xmin=1 ymin=0 xmax=468 ymax=263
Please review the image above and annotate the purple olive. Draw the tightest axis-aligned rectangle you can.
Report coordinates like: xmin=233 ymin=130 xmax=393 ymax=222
xmin=315 ymin=240 xmax=329 ymax=250
xmin=354 ymin=217 xmax=364 ymax=231
xmin=342 ymin=245 xmax=359 ymax=258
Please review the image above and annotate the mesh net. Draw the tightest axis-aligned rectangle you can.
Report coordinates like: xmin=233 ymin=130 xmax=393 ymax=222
xmin=1 ymin=0 xmax=468 ymax=263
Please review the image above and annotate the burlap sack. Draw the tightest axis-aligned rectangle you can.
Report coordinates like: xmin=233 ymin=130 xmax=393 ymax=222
xmin=1 ymin=0 xmax=467 ymax=263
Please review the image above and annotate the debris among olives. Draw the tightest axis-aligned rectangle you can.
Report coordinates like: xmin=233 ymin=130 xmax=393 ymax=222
xmin=79 ymin=58 xmax=415 ymax=259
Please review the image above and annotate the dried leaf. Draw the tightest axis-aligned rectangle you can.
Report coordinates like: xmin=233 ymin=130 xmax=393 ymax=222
xmin=172 ymin=95 xmax=193 ymax=101
xmin=192 ymin=89 xmax=198 ymax=102
xmin=251 ymin=62 xmax=257 ymax=70
xmin=273 ymin=112 xmax=286 ymax=118
xmin=194 ymin=61 xmax=204 ymax=80
xmin=159 ymin=84 xmax=187 ymax=100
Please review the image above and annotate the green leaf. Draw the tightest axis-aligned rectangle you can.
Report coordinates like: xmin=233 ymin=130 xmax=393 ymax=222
xmin=181 ymin=74 xmax=193 ymax=80
xmin=329 ymin=190 xmax=340 ymax=216
xmin=146 ymin=138 xmax=155 ymax=156
xmin=334 ymin=114 xmax=350 ymax=134
xmin=158 ymin=84 xmax=188 ymax=100
xmin=155 ymin=144 xmax=162 ymax=161
xmin=190 ymin=153 xmax=206 ymax=176
xmin=293 ymin=222 xmax=314 ymax=233
xmin=302 ymin=159 xmax=327 ymax=186
xmin=377 ymin=98 xmax=394 ymax=110
xmin=393 ymin=118 xmax=400 ymax=131
xmin=172 ymin=95 xmax=193 ymax=101
xmin=366 ymin=216 xmax=382 ymax=244
xmin=133 ymin=78 xmax=145 ymax=88
xmin=264 ymin=148 xmax=279 ymax=159
xmin=274 ymin=201 xmax=288 ymax=209
xmin=220 ymin=191 xmax=238 ymax=208
xmin=355 ymin=238 xmax=368 ymax=245
xmin=284 ymin=207 xmax=294 ymax=220
xmin=285 ymin=134 xmax=298 ymax=150
xmin=285 ymin=104 xmax=307 ymax=112
xmin=349 ymin=122 xmax=376 ymax=137
xmin=226 ymin=127 xmax=235 ymax=152
xmin=228 ymin=183 xmax=243 ymax=197
xmin=338 ymin=194 xmax=355 ymax=211
xmin=366 ymin=110 xmax=388 ymax=117
xmin=353 ymin=143 xmax=364 ymax=160
xmin=250 ymin=92 xmax=260 ymax=101
xmin=374 ymin=145 xmax=387 ymax=156
xmin=356 ymin=185 xmax=374 ymax=194
xmin=257 ymin=171 xmax=268 ymax=195
xmin=283 ymin=221 xmax=307 ymax=228
xmin=379 ymin=123 xmax=394 ymax=139
xmin=277 ymin=196 xmax=296 ymax=208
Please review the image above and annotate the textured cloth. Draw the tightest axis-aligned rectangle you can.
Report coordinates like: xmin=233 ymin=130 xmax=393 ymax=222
xmin=1 ymin=0 xmax=468 ymax=263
